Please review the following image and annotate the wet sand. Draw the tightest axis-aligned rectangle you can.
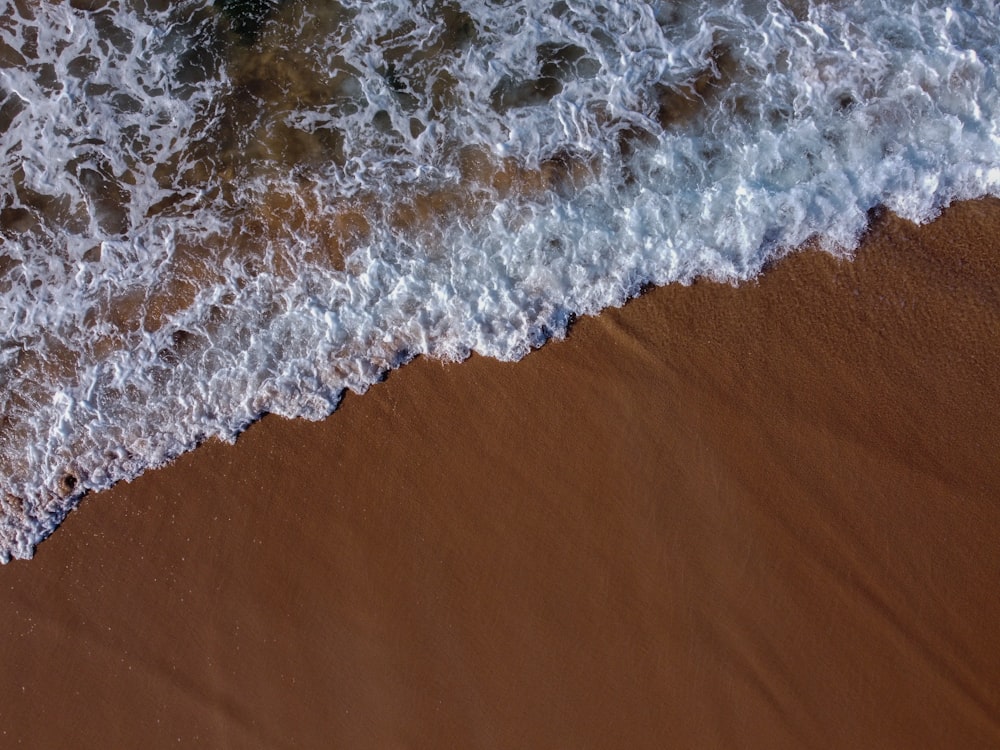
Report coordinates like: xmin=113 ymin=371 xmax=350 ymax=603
xmin=2 ymin=198 xmax=1000 ymax=748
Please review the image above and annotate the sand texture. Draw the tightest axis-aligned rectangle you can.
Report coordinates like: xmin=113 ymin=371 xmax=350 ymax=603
xmin=2 ymin=199 xmax=1000 ymax=748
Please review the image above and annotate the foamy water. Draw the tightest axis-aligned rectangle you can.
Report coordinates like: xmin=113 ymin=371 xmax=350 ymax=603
xmin=1 ymin=0 xmax=998 ymax=560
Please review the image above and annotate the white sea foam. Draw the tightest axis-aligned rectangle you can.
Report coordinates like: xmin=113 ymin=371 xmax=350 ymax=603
xmin=1 ymin=0 xmax=998 ymax=560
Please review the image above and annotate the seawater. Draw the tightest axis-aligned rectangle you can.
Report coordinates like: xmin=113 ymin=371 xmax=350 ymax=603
xmin=1 ymin=0 xmax=998 ymax=561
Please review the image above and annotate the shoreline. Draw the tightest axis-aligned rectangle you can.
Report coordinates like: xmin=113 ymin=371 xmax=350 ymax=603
xmin=2 ymin=197 xmax=1000 ymax=747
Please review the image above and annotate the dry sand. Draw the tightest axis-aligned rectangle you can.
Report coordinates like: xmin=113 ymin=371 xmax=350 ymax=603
xmin=2 ymin=198 xmax=1000 ymax=748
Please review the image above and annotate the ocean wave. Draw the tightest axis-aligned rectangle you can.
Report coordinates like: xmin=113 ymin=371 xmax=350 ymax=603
xmin=2 ymin=0 xmax=998 ymax=560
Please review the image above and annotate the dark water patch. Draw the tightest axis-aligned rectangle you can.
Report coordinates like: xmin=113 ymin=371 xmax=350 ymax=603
xmin=158 ymin=329 xmax=202 ymax=366
xmin=489 ymin=42 xmax=595 ymax=113
xmin=170 ymin=9 xmax=226 ymax=93
xmin=0 ymin=254 xmax=20 ymax=277
xmin=215 ymin=6 xmax=361 ymax=173
xmin=216 ymin=0 xmax=285 ymax=44
xmin=835 ymin=91 xmax=857 ymax=113
xmin=490 ymin=75 xmax=562 ymax=112
xmin=0 ymin=206 xmax=34 ymax=235
xmin=0 ymin=38 xmax=27 ymax=69
xmin=654 ymin=42 xmax=740 ymax=130
xmin=435 ymin=3 xmax=478 ymax=51
xmin=66 ymin=53 xmax=99 ymax=79
xmin=14 ymin=174 xmax=89 ymax=236
xmin=538 ymin=42 xmax=588 ymax=79
xmin=0 ymin=253 xmax=23 ymax=294
xmin=67 ymin=156 xmax=131 ymax=236
xmin=429 ymin=69 xmax=459 ymax=119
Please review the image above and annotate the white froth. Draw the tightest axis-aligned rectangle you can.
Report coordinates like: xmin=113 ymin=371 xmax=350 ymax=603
xmin=2 ymin=0 xmax=999 ymax=560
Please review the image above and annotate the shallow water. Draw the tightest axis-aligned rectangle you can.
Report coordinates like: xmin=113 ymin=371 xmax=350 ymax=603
xmin=2 ymin=0 xmax=999 ymax=560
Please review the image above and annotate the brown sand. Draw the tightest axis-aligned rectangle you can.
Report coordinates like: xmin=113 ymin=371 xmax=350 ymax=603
xmin=2 ymin=198 xmax=1000 ymax=748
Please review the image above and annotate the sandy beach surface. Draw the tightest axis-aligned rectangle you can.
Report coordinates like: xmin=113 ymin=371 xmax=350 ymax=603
xmin=2 ymin=198 xmax=1000 ymax=748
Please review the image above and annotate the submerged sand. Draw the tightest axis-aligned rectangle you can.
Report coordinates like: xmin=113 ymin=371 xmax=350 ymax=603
xmin=1 ymin=198 xmax=999 ymax=747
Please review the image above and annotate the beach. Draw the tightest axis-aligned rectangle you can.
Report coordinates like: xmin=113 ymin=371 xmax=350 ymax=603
xmin=2 ymin=197 xmax=999 ymax=747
